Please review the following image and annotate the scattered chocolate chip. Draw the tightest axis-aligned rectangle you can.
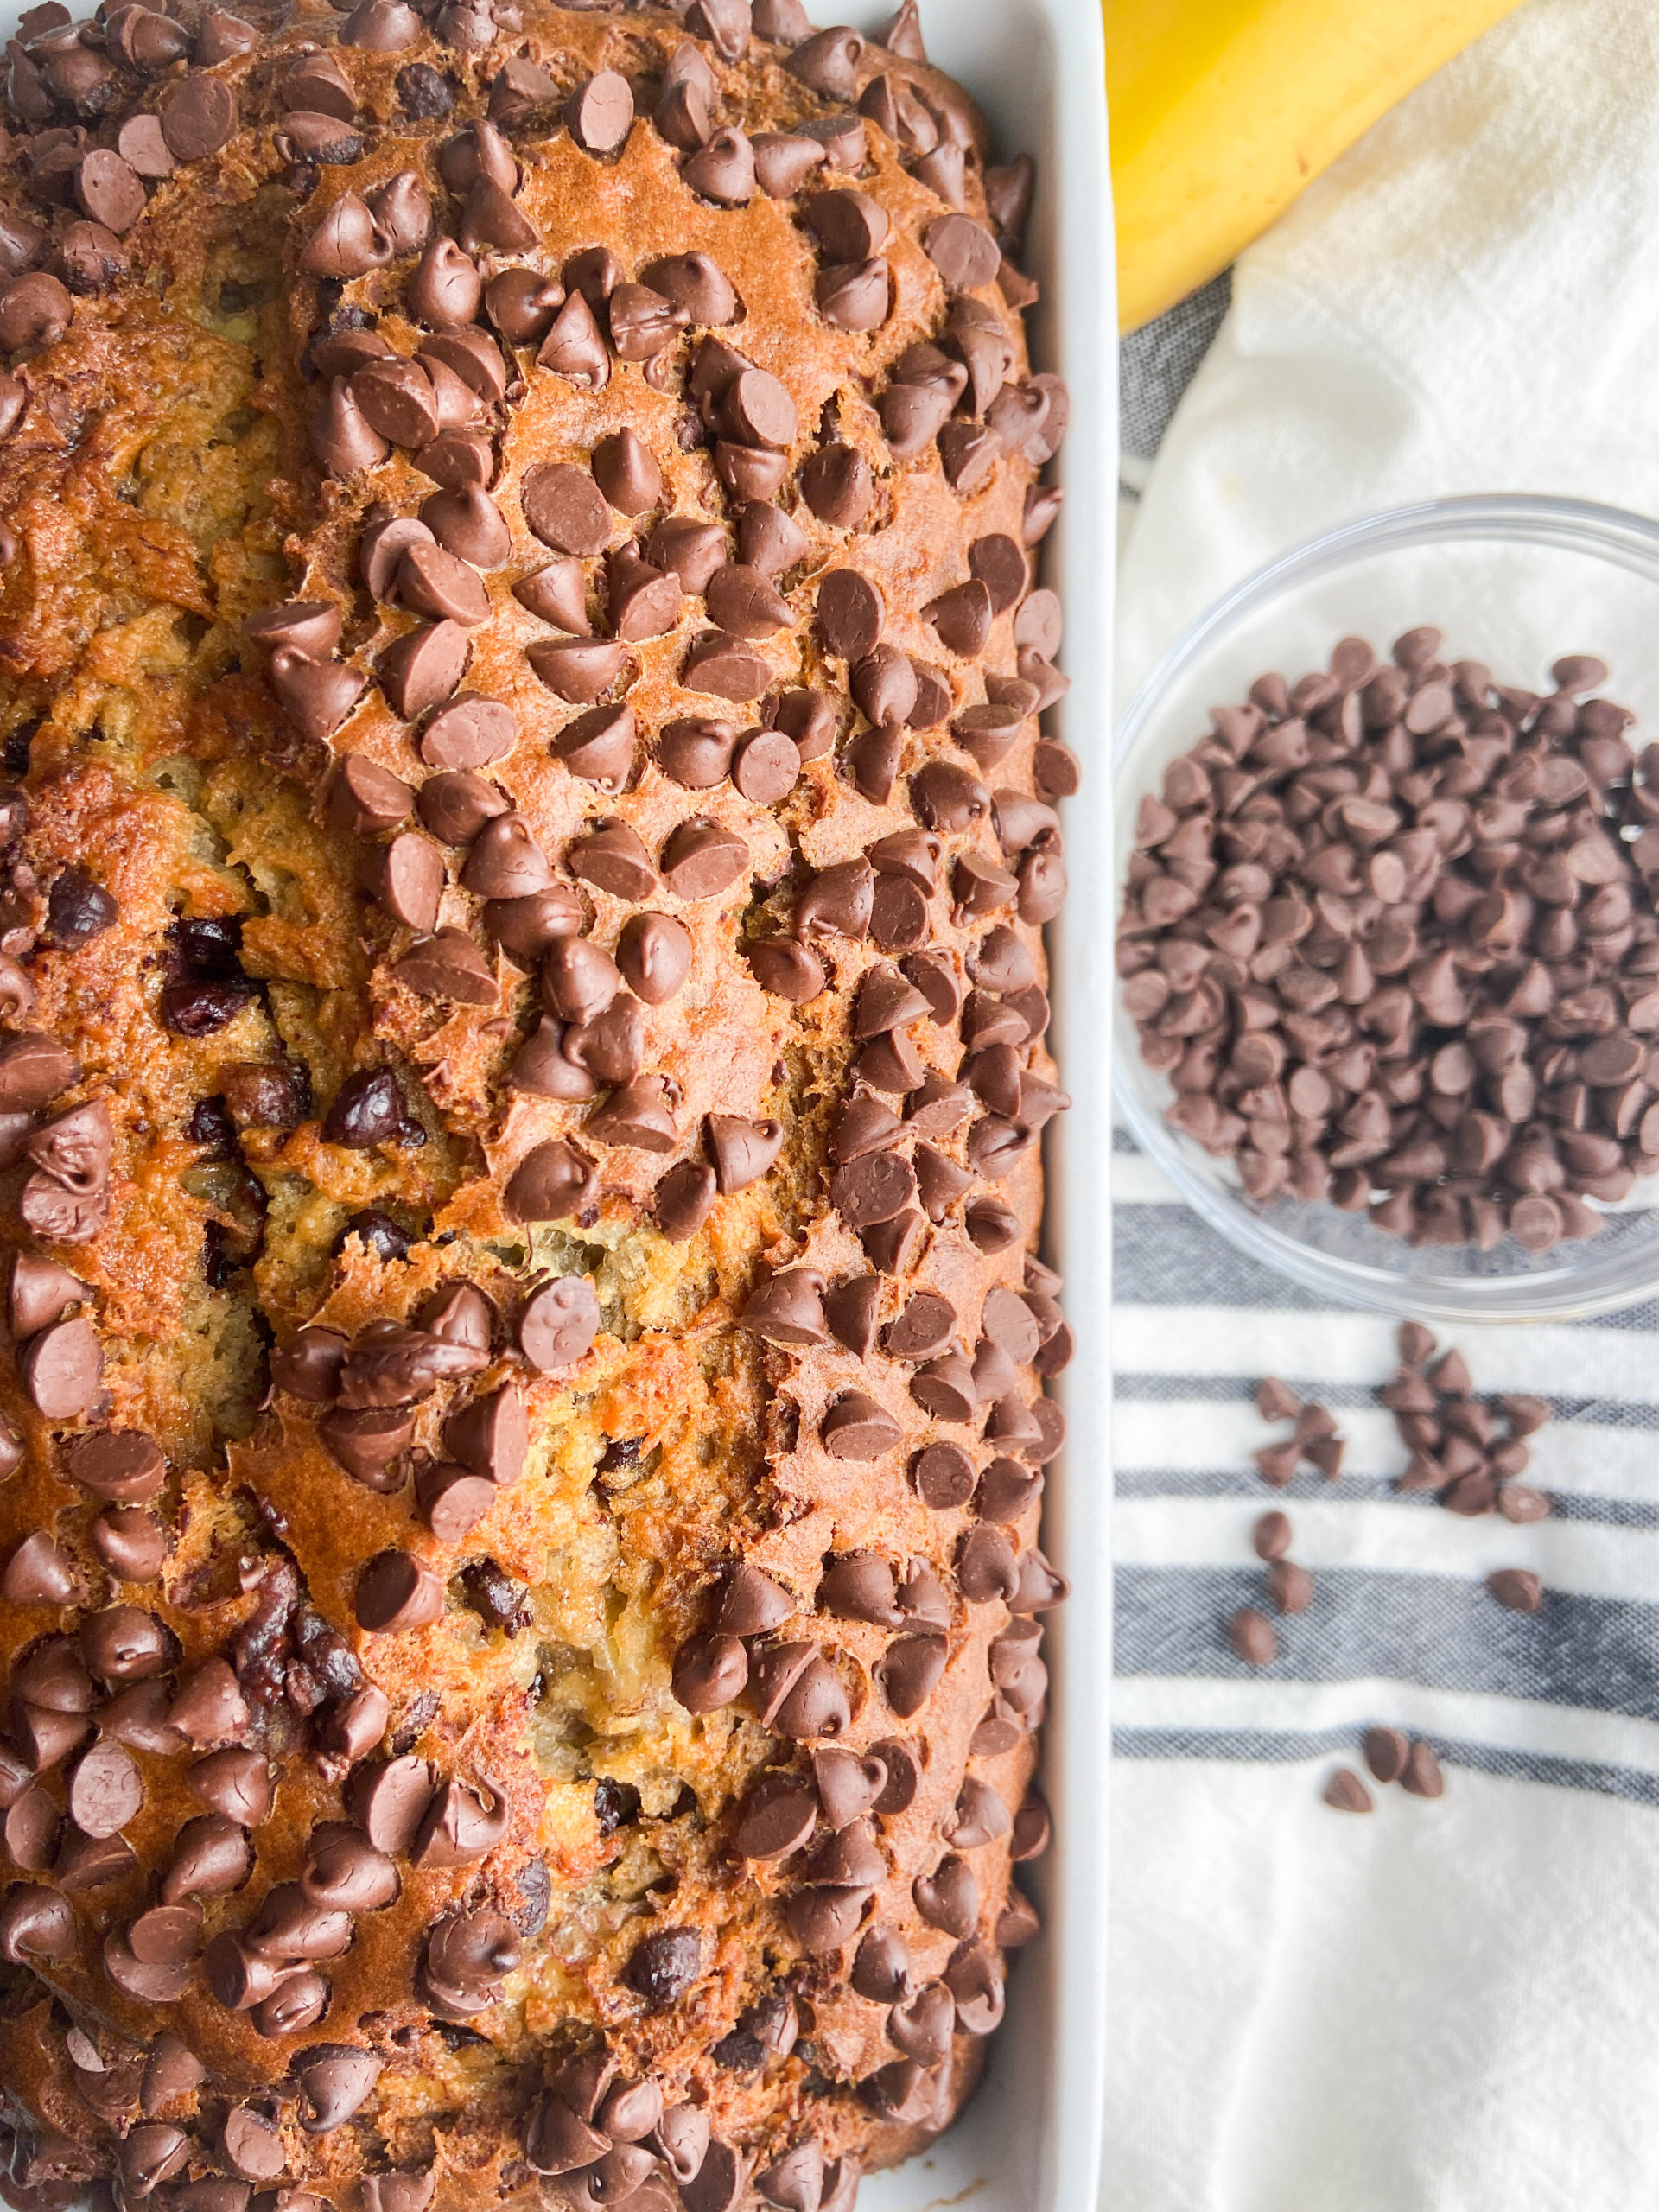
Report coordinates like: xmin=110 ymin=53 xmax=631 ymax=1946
xmin=1322 ymin=1768 xmax=1374 ymax=1813
xmin=1266 ymin=1560 xmax=1313 ymax=1613
xmin=1363 ymin=1726 xmax=1409 ymax=1784
xmin=1488 ymin=1567 xmax=1543 ymax=1612
xmin=1400 ymin=1739 xmax=1446 ymax=1798
xmin=1228 ymin=1606 xmax=1277 ymax=1666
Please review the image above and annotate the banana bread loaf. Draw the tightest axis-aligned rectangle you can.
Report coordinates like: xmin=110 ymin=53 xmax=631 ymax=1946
xmin=0 ymin=3 xmax=1074 ymax=2209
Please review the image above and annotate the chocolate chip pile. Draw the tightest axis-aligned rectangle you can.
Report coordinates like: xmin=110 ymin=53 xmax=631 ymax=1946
xmin=1382 ymin=1321 xmax=1550 ymax=1521
xmin=1224 ymin=1380 xmax=1343 ymax=1669
xmin=1121 ymin=628 xmax=1659 ymax=1253
xmin=0 ymin=3 xmax=1072 ymax=2210
xmin=1240 ymin=1326 xmax=1553 ymax=1815
xmin=1250 ymin=1374 xmax=1344 ymax=1486
xmin=1324 ymin=1729 xmax=1444 ymax=1815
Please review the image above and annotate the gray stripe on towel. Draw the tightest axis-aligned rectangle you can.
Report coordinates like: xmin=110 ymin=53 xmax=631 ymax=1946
xmin=1115 ymin=1564 xmax=1659 ymax=1722
xmin=1113 ymin=1372 xmax=1658 ymax=1430
xmin=1112 ymin=1722 xmax=1659 ymax=1807
xmin=1111 ymin=1465 xmax=1659 ymax=1530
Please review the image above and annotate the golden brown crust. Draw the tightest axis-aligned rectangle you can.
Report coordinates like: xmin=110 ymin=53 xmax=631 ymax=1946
xmin=0 ymin=5 xmax=1071 ymax=2209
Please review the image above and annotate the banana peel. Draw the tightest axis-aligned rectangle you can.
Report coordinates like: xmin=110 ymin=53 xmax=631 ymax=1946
xmin=1109 ymin=0 xmax=1525 ymax=331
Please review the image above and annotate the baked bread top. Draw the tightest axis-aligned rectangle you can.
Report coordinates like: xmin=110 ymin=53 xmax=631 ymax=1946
xmin=0 ymin=3 xmax=1073 ymax=2209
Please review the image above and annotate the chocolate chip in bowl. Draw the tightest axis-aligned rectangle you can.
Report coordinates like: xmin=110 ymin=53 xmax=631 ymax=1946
xmin=1114 ymin=494 xmax=1659 ymax=1321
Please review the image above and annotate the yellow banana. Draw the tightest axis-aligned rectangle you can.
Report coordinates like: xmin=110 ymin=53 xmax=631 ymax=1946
xmin=1108 ymin=0 xmax=1524 ymax=332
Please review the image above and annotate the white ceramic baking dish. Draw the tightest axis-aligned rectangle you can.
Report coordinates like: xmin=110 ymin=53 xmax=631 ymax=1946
xmin=849 ymin=4 xmax=1116 ymax=2210
xmin=0 ymin=0 xmax=1115 ymax=2202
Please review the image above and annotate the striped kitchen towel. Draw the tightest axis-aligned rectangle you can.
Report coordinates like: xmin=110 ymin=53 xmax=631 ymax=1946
xmin=1106 ymin=1 xmax=1659 ymax=2206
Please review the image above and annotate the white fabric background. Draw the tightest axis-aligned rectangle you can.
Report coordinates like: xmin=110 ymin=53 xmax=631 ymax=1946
xmin=1108 ymin=3 xmax=1659 ymax=2205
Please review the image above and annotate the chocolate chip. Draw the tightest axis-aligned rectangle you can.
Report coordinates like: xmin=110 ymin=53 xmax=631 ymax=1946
xmin=93 ymin=1507 xmax=167 ymax=1582
xmin=317 ymin=1402 xmax=417 ymax=1486
xmin=45 ymin=866 xmax=117 ymax=948
xmin=537 ymin=289 xmax=611 ymax=388
xmin=1487 ymin=1567 xmax=1542 ymax=1612
xmin=1400 ymin=1739 xmax=1445 ymax=1798
xmin=415 ymin=486 xmax=507 ymax=571
xmin=708 ymin=563 xmax=791 ymax=639
xmin=419 ymin=693 xmax=517 ymax=772
xmin=924 ymin=579 xmax=994 ymax=658
xmin=1323 ymin=1768 xmax=1373 ymax=1813
xmin=19 ymin=1315 xmax=101 ymax=1418
xmin=512 ymin=565 xmax=592 ymax=645
xmin=609 ymin=281 xmax=683 ymax=361
xmin=483 ymin=268 xmax=562 ymax=348
xmin=806 ymin=188 xmax=889 ymax=264
xmin=968 ymin=532 xmax=1028 ymax=612
xmin=160 ymin=71 xmax=238 ymax=161
xmin=565 ymin=67 xmax=634 ymax=155
xmin=625 ymin=1925 xmax=702 ymax=2007
xmin=660 ymin=817 xmax=748 ymax=899
xmin=911 ymin=1441 xmax=975 ymax=1509
xmin=408 ymin=238 xmax=481 ymax=329
xmin=821 ymin=1391 xmax=902 ymax=1459
xmin=739 ymin=1268 xmax=826 ymax=1347
xmin=336 ymin=1324 xmax=487 ymax=1412
xmin=295 ymin=2045 xmax=382 ymax=2133
xmin=787 ymin=24 xmax=865 ymax=95
xmin=1228 ymin=1606 xmax=1277 ymax=1666
xmin=607 ymin=550 xmax=682 ymax=645
xmin=519 ymin=1274 xmax=600 ymax=1370
xmin=341 ymin=1755 xmax=432 ymax=1858
xmin=672 ymin=1631 xmax=748 ymax=1713
xmin=528 ymin=636 xmax=631 ymax=703
xmin=220 ymin=2107 xmax=284 ymax=2184
xmin=438 ymin=1382 xmax=526 ymax=1490
xmin=355 ymin=1549 xmax=444 ymax=1633
xmin=912 ymin=1851 xmax=976 ymax=1937
xmin=1266 ymin=1560 xmax=1313 ymax=1613
xmin=188 ymin=1746 xmax=273 ymax=1825
xmin=1362 ymin=1726 xmax=1409 ymax=1783
xmin=322 ymin=1068 xmax=412 ymax=1148
xmin=749 ymin=938 xmax=826 ymax=999
xmin=325 ymin=759 xmax=410 ymax=849
xmin=455 ymin=813 xmax=547 ymax=899
xmin=817 ymin=257 xmax=891 ymax=331
xmin=734 ymin=1776 xmax=817 ymax=1860
xmin=684 ymin=126 xmax=757 ymax=206
xmin=706 ymin=1113 xmax=783 ymax=1192
xmin=302 ymin=193 xmax=391 ymax=281
xmin=830 ymin=1148 xmax=915 ymax=1227
xmin=0 ymin=1032 xmax=75 ymax=1111
xmin=920 ymin=212 xmax=1000 ymax=294
xmin=613 ymin=911 xmax=690 ymax=1005
xmin=505 ymin=1137 xmax=597 ymax=1223
xmin=73 ymin=149 xmax=143 ymax=236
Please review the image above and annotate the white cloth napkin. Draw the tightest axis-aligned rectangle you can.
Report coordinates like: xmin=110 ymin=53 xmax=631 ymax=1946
xmin=1109 ymin=3 xmax=1659 ymax=2206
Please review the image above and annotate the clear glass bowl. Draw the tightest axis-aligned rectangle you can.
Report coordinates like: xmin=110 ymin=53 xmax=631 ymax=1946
xmin=1113 ymin=493 xmax=1659 ymax=1324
